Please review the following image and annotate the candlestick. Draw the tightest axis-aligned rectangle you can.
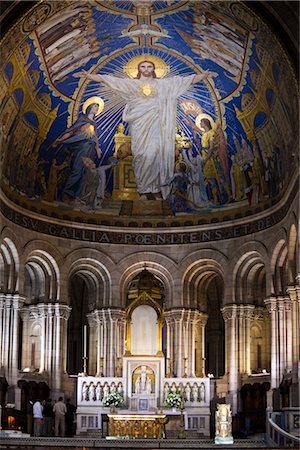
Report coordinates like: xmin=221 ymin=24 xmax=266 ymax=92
xmin=83 ymin=325 xmax=87 ymax=358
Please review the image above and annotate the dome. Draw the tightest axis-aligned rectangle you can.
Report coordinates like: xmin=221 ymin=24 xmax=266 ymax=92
xmin=0 ymin=0 xmax=298 ymax=235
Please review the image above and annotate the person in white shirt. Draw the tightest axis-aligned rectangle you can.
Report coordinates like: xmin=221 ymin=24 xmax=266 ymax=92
xmin=53 ymin=396 xmax=67 ymax=436
xmin=33 ymin=399 xmax=43 ymax=437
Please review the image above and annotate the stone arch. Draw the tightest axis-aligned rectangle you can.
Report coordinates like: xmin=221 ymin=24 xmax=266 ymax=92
xmin=287 ymin=223 xmax=297 ymax=283
xmin=270 ymin=234 xmax=288 ymax=295
xmin=0 ymin=236 xmax=20 ymax=292
xmin=181 ymin=250 xmax=226 ymax=378
xmin=68 ymin=258 xmax=112 ymax=309
xmin=62 ymin=248 xmax=115 ymax=306
xmin=181 ymin=249 xmax=228 ymax=309
xmin=231 ymin=241 xmax=268 ymax=304
xmin=118 ymin=252 xmax=177 ymax=309
xmin=24 ymin=249 xmax=60 ymax=303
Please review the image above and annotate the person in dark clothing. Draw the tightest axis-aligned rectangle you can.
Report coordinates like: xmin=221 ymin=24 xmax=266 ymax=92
xmin=43 ymin=398 xmax=54 ymax=436
xmin=65 ymin=398 xmax=76 ymax=436
xmin=26 ymin=400 xmax=34 ymax=435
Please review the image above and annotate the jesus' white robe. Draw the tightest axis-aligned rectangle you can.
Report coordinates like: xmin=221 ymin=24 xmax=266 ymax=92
xmin=101 ymin=74 xmax=195 ymax=199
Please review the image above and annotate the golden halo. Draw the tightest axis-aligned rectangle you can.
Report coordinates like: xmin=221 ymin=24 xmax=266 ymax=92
xmin=124 ymin=55 xmax=169 ymax=79
xmin=175 ymin=160 xmax=188 ymax=173
xmin=195 ymin=113 xmax=216 ymax=132
xmin=82 ymin=96 xmax=104 ymax=116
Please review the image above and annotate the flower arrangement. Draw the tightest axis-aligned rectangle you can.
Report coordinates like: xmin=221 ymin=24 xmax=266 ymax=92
xmin=164 ymin=392 xmax=182 ymax=409
xmin=102 ymin=392 xmax=123 ymax=407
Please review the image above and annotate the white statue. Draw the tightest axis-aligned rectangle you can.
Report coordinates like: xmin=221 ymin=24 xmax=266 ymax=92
xmin=146 ymin=377 xmax=152 ymax=394
xmin=185 ymin=383 xmax=191 ymax=402
xmin=164 ymin=383 xmax=170 ymax=400
xmin=200 ymin=383 xmax=205 ymax=402
xmin=192 ymin=383 xmax=198 ymax=402
xmin=135 ymin=376 xmax=141 ymax=394
xmin=82 ymin=382 xmax=88 ymax=401
xmin=117 ymin=382 xmax=123 ymax=396
xmin=110 ymin=382 xmax=116 ymax=393
xmin=103 ymin=382 xmax=109 ymax=398
xmin=140 ymin=365 xmax=147 ymax=392
xmin=96 ymin=383 xmax=102 ymax=401
xmin=88 ymin=382 xmax=95 ymax=401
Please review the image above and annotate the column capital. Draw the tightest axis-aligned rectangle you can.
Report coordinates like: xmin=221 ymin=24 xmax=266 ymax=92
xmin=12 ymin=294 xmax=26 ymax=309
xmin=264 ymin=296 xmax=277 ymax=312
xmin=287 ymin=285 xmax=300 ymax=302
xmin=221 ymin=304 xmax=237 ymax=321
xmin=163 ymin=308 xmax=186 ymax=322
xmin=243 ymin=304 xmax=255 ymax=319
xmin=283 ymin=296 xmax=292 ymax=311
xmin=198 ymin=311 xmax=209 ymax=326
xmin=54 ymin=303 xmax=71 ymax=320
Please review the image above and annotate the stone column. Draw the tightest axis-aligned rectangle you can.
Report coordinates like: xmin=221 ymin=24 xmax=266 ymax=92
xmin=38 ymin=304 xmax=46 ymax=372
xmin=10 ymin=295 xmax=25 ymax=378
xmin=0 ymin=294 xmax=4 ymax=369
xmin=165 ymin=310 xmax=188 ymax=377
xmin=244 ymin=305 xmax=254 ymax=374
xmin=165 ymin=319 xmax=171 ymax=377
xmin=284 ymin=297 xmax=293 ymax=372
xmin=265 ymin=297 xmax=278 ymax=388
xmin=87 ymin=313 xmax=97 ymax=375
xmin=277 ymin=298 xmax=285 ymax=381
xmin=53 ymin=304 xmax=71 ymax=390
xmin=199 ymin=312 xmax=208 ymax=377
xmin=287 ymin=285 xmax=300 ymax=367
xmin=94 ymin=309 xmax=124 ymax=377
xmin=222 ymin=305 xmax=238 ymax=412
xmin=3 ymin=295 xmax=12 ymax=370
xmin=237 ymin=306 xmax=245 ymax=373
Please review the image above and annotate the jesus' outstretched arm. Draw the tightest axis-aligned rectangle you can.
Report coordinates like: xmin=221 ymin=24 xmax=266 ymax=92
xmin=192 ymin=70 xmax=218 ymax=84
xmin=74 ymin=70 xmax=105 ymax=82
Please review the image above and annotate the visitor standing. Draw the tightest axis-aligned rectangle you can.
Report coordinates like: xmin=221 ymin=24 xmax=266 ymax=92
xmin=53 ymin=396 xmax=67 ymax=436
xmin=33 ymin=399 xmax=43 ymax=437
xmin=43 ymin=398 xmax=53 ymax=436
xmin=65 ymin=398 xmax=76 ymax=436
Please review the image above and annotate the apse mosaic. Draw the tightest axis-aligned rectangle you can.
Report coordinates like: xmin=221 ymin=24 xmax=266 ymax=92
xmin=0 ymin=0 xmax=298 ymax=224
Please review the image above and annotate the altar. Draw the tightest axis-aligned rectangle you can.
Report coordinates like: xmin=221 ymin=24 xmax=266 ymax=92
xmin=108 ymin=413 xmax=167 ymax=439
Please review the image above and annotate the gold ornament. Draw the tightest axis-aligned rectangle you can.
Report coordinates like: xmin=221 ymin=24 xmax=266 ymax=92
xmin=82 ymin=96 xmax=104 ymax=116
xmin=138 ymin=83 xmax=158 ymax=98
xmin=195 ymin=113 xmax=216 ymax=132
xmin=124 ymin=55 xmax=169 ymax=79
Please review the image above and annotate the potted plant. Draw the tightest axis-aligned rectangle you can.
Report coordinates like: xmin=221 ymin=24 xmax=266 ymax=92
xmin=164 ymin=392 xmax=182 ymax=411
xmin=102 ymin=392 xmax=123 ymax=413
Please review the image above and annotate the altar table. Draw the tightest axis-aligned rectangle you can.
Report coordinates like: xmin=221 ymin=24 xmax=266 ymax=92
xmin=108 ymin=413 xmax=167 ymax=439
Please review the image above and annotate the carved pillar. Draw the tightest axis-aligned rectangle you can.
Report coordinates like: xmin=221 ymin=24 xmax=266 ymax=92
xmin=0 ymin=294 xmax=4 ymax=369
xmin=277 ymin=298 xmax=285 ymax=380
xmin=92 ymin=309 xmax=125 ymax=377
xmin=165 ymin=319 xmax=171 ymax=377
xmin=164 ymin=310 xmax=186 ymax=377
xmin=199 ymin=312 xmax=208 ymax=377
xmin=284 ymin=297 xmax=293 ymax=372
xmin=222 ymin=305 xmax=238 ymax=409
xmin=10 ymin=295 xmax=25 ymax=378
xmin=53 ymin=304 xmax=71 ymax=390
xmin=265 ymin=297 xmax=278 ymax=388
xmin=287 ymin=285 xmax=300 ymax=366
xmin=87 ymin=313 xmax=97 ymax=375
xmin=244 ymin=305 xmax=254 ymax=374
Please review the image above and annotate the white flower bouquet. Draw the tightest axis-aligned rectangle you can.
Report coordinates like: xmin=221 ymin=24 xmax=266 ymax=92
xmin=102 ymin=392 xmax=123 ymax=407
xmin=164 ymin=392 xmax=182 ymax=408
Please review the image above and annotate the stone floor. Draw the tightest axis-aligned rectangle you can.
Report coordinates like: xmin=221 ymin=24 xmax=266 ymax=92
xmin=0 ymin=435 xmax=277 ymax=449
